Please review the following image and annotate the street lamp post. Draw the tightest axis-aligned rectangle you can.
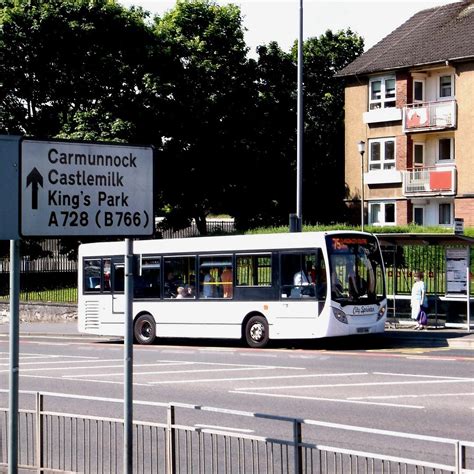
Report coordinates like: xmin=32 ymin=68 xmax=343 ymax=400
xmin=358 ymin=141 xmax=366 ymax=232
xmin=291 ymin=0 xmax=304 ymax=233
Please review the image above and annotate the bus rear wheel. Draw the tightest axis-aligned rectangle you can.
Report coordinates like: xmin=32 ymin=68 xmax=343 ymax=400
xmin=245 ymin=315 xmax=269 ymax=348
xmin=134 ymin=314 xmax=156 ymax=345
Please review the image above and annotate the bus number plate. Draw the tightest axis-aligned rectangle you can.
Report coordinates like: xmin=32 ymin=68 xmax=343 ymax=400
xmin=357 ymin=327 xmax=370 ymax=334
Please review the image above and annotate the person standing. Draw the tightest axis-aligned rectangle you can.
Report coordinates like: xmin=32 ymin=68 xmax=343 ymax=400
xmin=202 ymin=269 xmax=215 ymax=298
xmin=411 ymin=271 xmax=428 ymax=330
xmin=221 ymin=266 xmax=233 ymax=299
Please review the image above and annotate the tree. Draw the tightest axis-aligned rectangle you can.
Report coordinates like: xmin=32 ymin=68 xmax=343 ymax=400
xmin=229 ymin=42 xmax=297 ymax=229
xmin=150 ymin=0 xmax=256 ymax=234
xmin=296 ymin=29 xmax=364 ymax=224
xmin=0 ymin=0 xmax=158 ymax=142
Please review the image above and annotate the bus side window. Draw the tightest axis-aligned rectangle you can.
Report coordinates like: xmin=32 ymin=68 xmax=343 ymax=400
xmin=113 ymin=263 xmax=124 ymax=293
xmin=141 ymin=266 xmax=161 ymax=299
xmin=280 ymin=251 xmax=317 ymax=299
xmin=199 ymin=255 xmax=232 ymax=299
xmin=83 ymin=259 xmax=102 ymax=292
xmin=165 ymin=256 xmax=196 ymax=299
xmin=235 ymin=254 xmax=271 ymax=288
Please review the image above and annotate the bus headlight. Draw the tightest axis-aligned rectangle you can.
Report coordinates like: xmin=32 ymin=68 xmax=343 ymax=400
xmin=332 ymin=307 xmax=348 ymax=324
xmin=377 ymin=305 xmax=387 ymax=321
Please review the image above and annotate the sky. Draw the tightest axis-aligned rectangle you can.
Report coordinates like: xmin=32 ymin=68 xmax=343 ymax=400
xmin=119 ymin=0 xmax=456 ymax=56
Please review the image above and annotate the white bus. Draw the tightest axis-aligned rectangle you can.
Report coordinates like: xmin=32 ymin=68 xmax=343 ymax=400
xmin=78 ymin=231 xmax=387 ymax=348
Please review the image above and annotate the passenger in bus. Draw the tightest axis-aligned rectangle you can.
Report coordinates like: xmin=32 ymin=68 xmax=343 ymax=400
xmin=215 ymin=270 xmax=223 ymax=298
xmin=221 ymin=266 xmax=233 ymax=298
xmin=202 ymin=269 xmax=215 ymax=298
xmin=176 ymin=286 xmax=186 ymax=299
xmin=331 ymin=271 xmax=344 ymax=298
xmin=292 ymin=263 xmax=314 ymax=297
xmin=164 ymin=271 xmax=177 ymax=298
xmin=315 ymin=268 xmax=327 ymax=299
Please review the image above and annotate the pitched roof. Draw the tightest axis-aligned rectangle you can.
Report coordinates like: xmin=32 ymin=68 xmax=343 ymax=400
xmin=337 ymin=0 xmax=474 ymax=77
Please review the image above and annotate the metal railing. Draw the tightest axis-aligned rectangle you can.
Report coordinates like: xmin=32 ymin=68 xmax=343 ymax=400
xmin=403 ymin=165 xmax=456 ymax=195
xmin=403 ymin=100 xmax=457 ymax=132
xmin=0 ymin=390 xmax=473 ymax=473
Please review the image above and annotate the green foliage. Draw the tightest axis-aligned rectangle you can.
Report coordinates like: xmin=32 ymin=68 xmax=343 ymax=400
xmin=0 ymin=0 xmax=156 ymax=140
xmin=244 ymin=224 xmax=474 ymax=236
xmin=151 ymin=0 xmax=256 ymax=234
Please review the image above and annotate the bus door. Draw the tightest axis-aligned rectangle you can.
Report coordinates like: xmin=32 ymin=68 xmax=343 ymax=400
xmin=111 ymin=257 xmax=125 ymax=315
xmin=277 ymin=250 xmax=327 ymax=336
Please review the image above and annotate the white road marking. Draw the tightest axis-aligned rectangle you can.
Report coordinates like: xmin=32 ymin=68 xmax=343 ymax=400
xmin=405 ymin=356 xmax=457 ymax=361
xmin=0 ymin=358 xmax=116 ymax=367
xmin=374 ymin=372 xmax=469 ymax=380
xmin=149 ymin=372 xmax=368 ymax=385
xmin=66 ymin=366 xmax=276 ymax=379
xmin=228 ymin=390 xmax=425 ymax=409
xmin=240 ymin=353 xmax=278 ymax=358
xmin=19 ymin=374 xmax=149 ymax=386
xmin=0 ymin=353 xmax=97 ymax=361
xmin=349 ymin=392 xmax=474 ymax=400
xmin=235 ymin=378 xmax=474 ymax=391
xmin=0 ymin=362 xmax=192 ymax=373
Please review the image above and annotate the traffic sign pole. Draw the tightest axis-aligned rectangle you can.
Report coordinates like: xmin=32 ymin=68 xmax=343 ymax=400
xmin=124 ymin=238 xmax=134 ymax=474
xmin=8 ymin=239 xmax=20 ymax=474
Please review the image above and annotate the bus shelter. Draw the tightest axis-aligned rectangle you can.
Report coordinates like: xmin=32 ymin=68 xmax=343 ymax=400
xmin=376 ymin=233 xmax=473 ymax=329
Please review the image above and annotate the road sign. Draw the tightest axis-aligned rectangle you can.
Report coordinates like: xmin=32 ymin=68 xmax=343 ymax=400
xmin=20 ymin=139 xmax=154 ymax=237
xmin=454 ymin=218 xmax=464 ymax=235
xmin=0 ymin=135 xmax=21 ymax=240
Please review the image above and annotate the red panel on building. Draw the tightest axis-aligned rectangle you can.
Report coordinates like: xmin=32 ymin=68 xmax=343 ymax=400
xmin=429 ymin=170 xmax=452 ymax=190
xmin=405 ymin=107 xmax=429 ymax=128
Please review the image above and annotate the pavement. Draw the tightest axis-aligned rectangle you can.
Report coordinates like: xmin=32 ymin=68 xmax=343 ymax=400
xmin=0 ymin=320 xmax=473 ymax=349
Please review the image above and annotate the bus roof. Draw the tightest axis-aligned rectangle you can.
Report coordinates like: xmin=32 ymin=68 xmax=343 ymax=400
xmin=78 ymin=231 xmax=375 ymax=257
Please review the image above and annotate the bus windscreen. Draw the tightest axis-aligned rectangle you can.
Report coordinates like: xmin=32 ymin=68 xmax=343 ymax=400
xmin=327 ymin=235 xmax=385 ymax=305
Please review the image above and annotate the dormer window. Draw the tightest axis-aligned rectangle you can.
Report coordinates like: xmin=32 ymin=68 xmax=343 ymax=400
xmin=369 ymin=76 xmax=396 ymax=110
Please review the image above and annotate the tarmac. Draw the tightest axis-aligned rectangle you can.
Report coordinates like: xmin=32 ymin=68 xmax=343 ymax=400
xmin=0 ymin=319 xmax=473 ymax=349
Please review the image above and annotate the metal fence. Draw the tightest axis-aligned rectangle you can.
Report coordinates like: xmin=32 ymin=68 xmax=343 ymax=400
xmin=0 ymin=390 xmax=473 ymax=473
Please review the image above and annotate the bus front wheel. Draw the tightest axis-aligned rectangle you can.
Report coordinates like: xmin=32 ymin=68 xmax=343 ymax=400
xmin=134 ymin=314 xmax=156 ymax=345
xmin=245 ymin=315 xmax=269 ymax=348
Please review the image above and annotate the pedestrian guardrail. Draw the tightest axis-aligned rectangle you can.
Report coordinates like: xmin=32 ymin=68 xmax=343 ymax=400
xmin=0 ymin=390 xmax=472 ymax=473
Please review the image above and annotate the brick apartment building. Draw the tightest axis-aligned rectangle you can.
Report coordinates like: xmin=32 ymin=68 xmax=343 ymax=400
xmin=337 ymin=0 xmax=474 ymax=228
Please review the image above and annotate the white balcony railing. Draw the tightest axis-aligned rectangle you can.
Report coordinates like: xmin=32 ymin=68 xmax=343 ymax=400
xmin=403 ymin=165 xmax=456 ymax=195
xmin=403 ymin=100 xmax=456 ymax=132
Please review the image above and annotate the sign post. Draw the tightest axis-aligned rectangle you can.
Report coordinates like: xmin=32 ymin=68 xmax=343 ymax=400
xmin=8 ymin=240 xmax=20 ymax=474
xmin=14 ymin=137 xmax=154 ymax=474
xmin=0 ymin=135 xmax=21 ymax=474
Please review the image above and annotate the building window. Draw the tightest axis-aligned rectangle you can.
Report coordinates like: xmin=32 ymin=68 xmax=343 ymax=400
xmin=439 ymin=203 xmax=452 ymax=225
xmin=369 ymin=76 xmax=396 ymax=110
xmin=413 ymin=80 xmax=424 ymax=102
xmin=413 ymin=143 xmax=424 ymax=167
xmin=439 ymin=75 xmax=453 ymax=98
xmin=369 ymin=138 xmax=395 ymax=170
xmin=438 ymin=138 xmax=454 ymax=161
xmin=369 ymin=202 xmax=396 ymax=226
xmin=413 ymin=206 xmax=424 ymax=226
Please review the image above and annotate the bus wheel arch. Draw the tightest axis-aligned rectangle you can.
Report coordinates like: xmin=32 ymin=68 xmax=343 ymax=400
xmin=243 ymin=313 xmax=269 ymax=348
xmin=133 ymin=312 xmax=156 ymax=345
